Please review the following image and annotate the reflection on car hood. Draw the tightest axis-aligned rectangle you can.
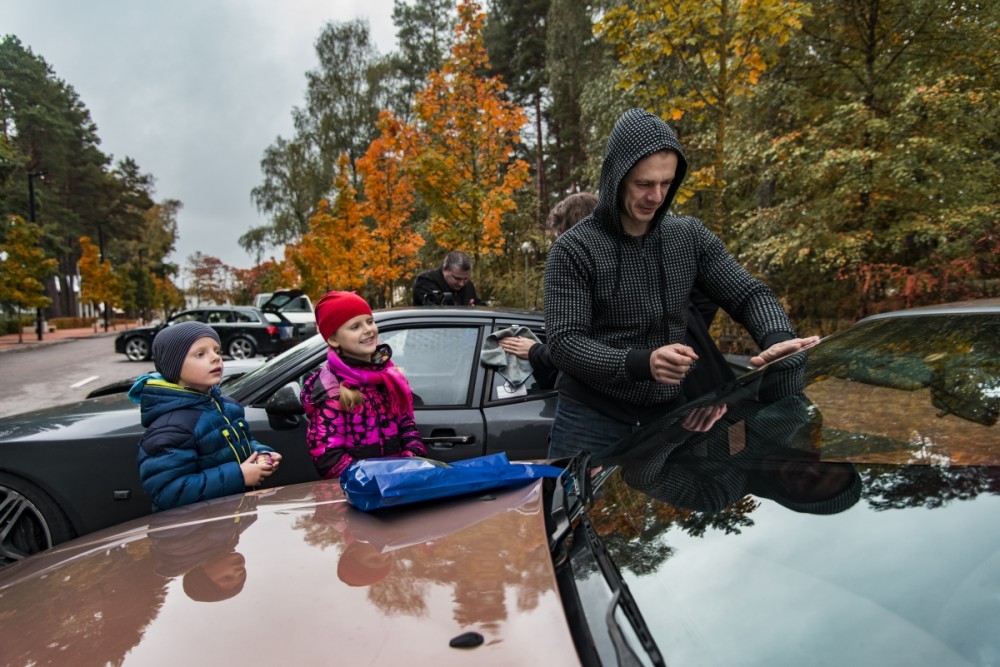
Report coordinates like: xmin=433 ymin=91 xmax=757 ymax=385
xmin=0 ymin=480 xmax=581 ymax=667
xmin=585 ymin=310 xmax=1000 ymax=666
xmin=0 ymin=394 xmax=138 ymax=441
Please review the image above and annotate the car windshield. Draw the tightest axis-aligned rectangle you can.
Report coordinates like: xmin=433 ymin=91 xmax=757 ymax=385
xmin=221 ymin=334 xmax=324 ymax=397
xmin=568 ymin=310 xmax=1000 ymax=666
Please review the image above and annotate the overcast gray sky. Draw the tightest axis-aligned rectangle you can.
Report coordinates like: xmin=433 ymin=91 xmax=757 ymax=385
xmin=4 ymin=0 xmax=398 ymax=271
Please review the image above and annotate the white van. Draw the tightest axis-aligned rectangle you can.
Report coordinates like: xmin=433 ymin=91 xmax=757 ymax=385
xmin=256 ymin=290 xmax=318 ymax=338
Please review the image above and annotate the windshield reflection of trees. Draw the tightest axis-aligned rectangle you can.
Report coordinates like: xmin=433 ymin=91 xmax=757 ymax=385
xmin=585 ymin=321 xmax=1000 ymax=576
xmin=293 ymin=483 xmax=552 ymax=629
xmin=863 ymin=463 xmax=1000 ymax=511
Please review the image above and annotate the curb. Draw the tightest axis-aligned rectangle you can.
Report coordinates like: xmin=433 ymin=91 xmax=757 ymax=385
xmin=0 ymin=331 xmax=121 ymax=355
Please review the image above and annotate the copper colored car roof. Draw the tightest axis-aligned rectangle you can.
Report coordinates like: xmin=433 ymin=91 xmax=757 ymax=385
xmin=0 ymin=480 xmax=581 ymax=666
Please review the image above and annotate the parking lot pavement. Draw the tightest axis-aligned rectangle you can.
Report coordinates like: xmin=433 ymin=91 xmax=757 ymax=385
xmin=0 ymin=322 xmax=138 ymax=354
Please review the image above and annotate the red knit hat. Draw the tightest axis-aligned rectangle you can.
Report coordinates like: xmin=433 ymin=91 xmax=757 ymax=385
xmin=315 ymin=291 xmax=373 ymax=341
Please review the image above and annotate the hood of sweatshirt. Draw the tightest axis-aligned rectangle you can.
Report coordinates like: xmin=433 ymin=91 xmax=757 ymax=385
xmin=593 ymin=108 xmax=689 ymax=235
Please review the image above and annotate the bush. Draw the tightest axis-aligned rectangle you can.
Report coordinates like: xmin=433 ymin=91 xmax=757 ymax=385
xmin=3 ymin=315 xmax=34 ymax=335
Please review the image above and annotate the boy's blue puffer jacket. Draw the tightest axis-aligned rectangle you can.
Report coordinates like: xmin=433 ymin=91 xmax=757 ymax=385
xmin=129 ymin=374 xmax=274 ymax=511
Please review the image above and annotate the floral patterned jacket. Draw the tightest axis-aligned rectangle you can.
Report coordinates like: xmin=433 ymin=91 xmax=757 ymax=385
xmin=300 ymin=350 xmax=425 ymax=479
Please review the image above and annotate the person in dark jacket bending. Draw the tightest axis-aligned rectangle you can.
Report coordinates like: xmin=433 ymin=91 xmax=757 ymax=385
xmin=412 ymin=250 xmax=484 ymax=306
xmin=543 ymin=108 xmax=818 ymax=458
xmin=500 ymin=191 xmax=733 ymax=396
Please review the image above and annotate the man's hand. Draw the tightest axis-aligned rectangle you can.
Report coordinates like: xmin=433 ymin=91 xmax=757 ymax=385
xmin=749 ymin=336 xmax=820 ymax=367
xmin=680 ymin=404 xmax=728 ymax=432
xmin=649 ymin=343 xmax=699 ymax=385
xmin=498 ymin=336 xmax=537 ymax=360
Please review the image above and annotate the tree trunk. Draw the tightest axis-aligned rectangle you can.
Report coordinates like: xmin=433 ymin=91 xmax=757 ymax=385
xmin=534 ymin=95 xmax=547 ymax=226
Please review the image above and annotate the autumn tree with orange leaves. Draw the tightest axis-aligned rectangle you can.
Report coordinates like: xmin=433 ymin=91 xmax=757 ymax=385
xmin=150 ymin=274 xmax=185 ymax=319
xmin=356 ymin=111 xmax=425 ymax=307
xmin=289 ymin=153 xmax=370 ymax=298
xmin=78 ymin=235 xmax=123 ymax=331
xmin=405 ymin=0 xmax=530 ymax=261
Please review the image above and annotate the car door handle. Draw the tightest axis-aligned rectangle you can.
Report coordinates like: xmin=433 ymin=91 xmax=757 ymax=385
xmin=424 ymin=435 xmax=476 ymax=447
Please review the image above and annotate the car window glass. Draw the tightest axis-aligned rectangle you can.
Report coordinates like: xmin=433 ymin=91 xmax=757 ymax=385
xmin=233 ymin=310 xmax=258 ymax=323
xmin=485 ymin=324 xmax=551 ymax=402
xmin=206 ymin=310 xmax=231 ymax=324
xmin=169 ymin=311 xmax=201 ymax=324
xmin=380 ymin=327 xmax=479 ymax=406
xmin=223 ymin=338 xmax=323 ymax=398
xmin=801 ymin=312 xmax=1000 ymax=464
xmin=284 ymin=297 xmax=311 ymax=313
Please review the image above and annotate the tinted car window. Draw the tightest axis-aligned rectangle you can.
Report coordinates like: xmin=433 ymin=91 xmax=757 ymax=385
xmin=380 ymin=327 xmax=479 ymax=406
xmin=284 ymin=297 xmax=312 ymax=313
xmin=206 ymin=310 xmax=231 ymax=324
xmin=169 ymin=311 xmax=201 ymax=324
xmin=232 ymin=310 xmax=260 ymax=324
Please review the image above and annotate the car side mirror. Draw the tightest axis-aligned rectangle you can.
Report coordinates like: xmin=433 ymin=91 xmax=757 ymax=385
xmin=265 ymin=382 xmax=304 ymax=430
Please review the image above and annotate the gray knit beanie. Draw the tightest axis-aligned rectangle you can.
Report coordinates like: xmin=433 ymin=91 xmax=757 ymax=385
xmin=152 ymin=321 xmax=221 ymax=383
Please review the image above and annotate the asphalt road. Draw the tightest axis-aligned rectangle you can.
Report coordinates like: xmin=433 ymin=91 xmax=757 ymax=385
xmin=0 ymin=337 xmax=155 ymax=418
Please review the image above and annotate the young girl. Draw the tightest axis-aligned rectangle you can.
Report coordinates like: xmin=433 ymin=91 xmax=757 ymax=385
xmin=301 ymin=291 xmax=426 ymax=479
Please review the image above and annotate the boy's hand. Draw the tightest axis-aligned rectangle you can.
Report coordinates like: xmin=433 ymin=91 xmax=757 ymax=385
xmin=241 ymin=453 xmax=273 ymax=487
xmin=263 ymin=451 xmax=282 ymax=470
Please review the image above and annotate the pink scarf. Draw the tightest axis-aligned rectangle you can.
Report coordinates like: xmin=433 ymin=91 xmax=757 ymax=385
xmin=321 ymin=348 xmax=414 ymax=417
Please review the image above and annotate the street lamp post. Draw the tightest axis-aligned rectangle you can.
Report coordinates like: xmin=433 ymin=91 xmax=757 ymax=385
xmin=96 ymin=220 xmax=110 ymax=331
xmin=28 ymin=171 xmax=45 ymax=341
xmin=520 ymin=241 xmax=533 ymax=309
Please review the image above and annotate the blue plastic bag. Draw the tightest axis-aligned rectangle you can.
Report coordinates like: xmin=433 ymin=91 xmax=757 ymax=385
xmin=339 ymin=453 xmax=565 ymax=511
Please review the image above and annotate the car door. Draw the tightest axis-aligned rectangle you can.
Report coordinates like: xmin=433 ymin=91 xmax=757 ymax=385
xmin=378 ymin=323 xmax=487 ymax=463
xmin=241 ymin=318 xmax=489 ymax=487
xmin=479 ymin=318 xmax=558 ymax=460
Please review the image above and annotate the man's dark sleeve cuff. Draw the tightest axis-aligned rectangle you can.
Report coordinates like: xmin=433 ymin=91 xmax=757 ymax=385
xmin=626 ymin=349 xmax=653 ymax=381
xmin=760 ymin=331 xmax=795 ymax=351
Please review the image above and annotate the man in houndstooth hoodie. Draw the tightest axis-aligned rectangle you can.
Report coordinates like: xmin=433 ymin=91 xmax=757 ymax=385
xmin=543 ymin=108 xmax=818 ymax=458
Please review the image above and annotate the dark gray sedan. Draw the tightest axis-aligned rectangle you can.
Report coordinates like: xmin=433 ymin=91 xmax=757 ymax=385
xmin=1 ymin=307 xmax=558 ymax=564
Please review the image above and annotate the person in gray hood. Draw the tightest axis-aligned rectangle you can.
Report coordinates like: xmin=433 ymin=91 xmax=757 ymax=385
xmin=543 ymin=108 xmax=818 ymax=457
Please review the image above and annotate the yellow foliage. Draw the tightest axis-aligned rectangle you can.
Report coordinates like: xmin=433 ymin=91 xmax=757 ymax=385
xmin=78 ymin=235 xmax=123 ymax=308
xmin=401 ymin=0 xmax=531 ymax=258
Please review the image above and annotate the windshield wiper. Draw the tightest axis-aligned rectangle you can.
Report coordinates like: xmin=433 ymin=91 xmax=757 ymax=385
xmin=549 ymin=453 xmax=665 ymax=666
xmin=580 ymin=508 xmax=666 ymax=667
xmin=549 ymin=452 xmax=593 ymax=554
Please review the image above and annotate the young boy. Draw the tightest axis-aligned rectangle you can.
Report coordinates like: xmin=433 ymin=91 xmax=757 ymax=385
xmin=129 ymin=321 xmax=281 ymax=511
